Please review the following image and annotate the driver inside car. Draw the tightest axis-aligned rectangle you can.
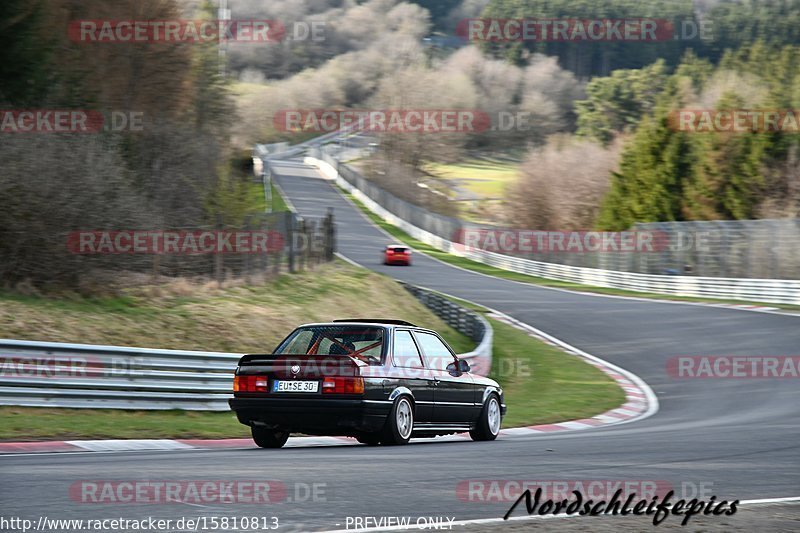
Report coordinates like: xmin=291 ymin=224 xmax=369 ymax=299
xmin=327 ymin=339 xmax=356 ymax=356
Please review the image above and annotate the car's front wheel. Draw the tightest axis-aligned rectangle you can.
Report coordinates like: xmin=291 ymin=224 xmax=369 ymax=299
xmin=251 ymin=426 xmax=290 ymax=448
xmin=381 ymin=396 xmax=414 ymax=445
xmin=470 ymin=395 xmax=501 ymax=441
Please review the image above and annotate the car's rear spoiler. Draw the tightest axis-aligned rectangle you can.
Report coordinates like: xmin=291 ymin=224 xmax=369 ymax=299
xmin=332 ymin=318 xmax=417 ymax=326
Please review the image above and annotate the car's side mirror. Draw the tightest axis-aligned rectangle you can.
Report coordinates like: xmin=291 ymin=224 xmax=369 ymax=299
xmin=446 ymin=359 xmax=470 ymax=374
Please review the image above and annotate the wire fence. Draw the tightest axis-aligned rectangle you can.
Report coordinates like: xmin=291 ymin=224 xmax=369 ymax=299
xmin=632 ymin=219 xmax=800 ymax=279
xmin=311 ymin=144 xmax=800 ymax=280
xmin=2 ymin=211 xmax=337 ymax=289
xmin=310 ymin=146 xmax=464 ymax=244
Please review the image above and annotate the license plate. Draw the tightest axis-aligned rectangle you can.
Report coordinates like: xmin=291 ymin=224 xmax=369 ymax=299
xmin=272 ymin=380 xmax=319 ymax=393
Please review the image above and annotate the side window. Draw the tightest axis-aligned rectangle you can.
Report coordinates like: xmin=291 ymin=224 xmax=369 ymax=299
xmin=392 ymin=330 xmax=424 ymax=368
xmin=414 ymin=332 xmax=456 ymax=371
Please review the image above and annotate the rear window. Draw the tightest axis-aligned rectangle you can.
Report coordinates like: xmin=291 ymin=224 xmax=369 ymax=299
xmin=390 ymin=247 xmax=409 ymax=253
xmin=275 ymin=325 xmax=385 ymax=364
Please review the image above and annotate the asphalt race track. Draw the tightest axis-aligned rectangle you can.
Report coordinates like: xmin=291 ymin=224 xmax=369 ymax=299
xmin=2 ymin=160 xmax=799 ymax=532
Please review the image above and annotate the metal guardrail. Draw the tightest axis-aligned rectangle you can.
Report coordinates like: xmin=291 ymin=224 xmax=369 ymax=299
xmin=307 ymin=140 xmax=800 ymax=281
xmin=0 ymin=339 xmax=240 ymax=411
xmin=462 ymin=248 xmax=800 ymax=305
xmin=0 ymin=285 xmax=493 ymax=410
xmin=400 ymin=283 xmax=492 ymax=376
xmin=304 ymin=155 xmax=800 ymax=305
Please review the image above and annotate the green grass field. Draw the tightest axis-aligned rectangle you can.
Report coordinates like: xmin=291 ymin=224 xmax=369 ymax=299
xmin=270 ymin=183 xmax=289 ymax=212
xmin=423 ymin=158 xmax=520 ymax=198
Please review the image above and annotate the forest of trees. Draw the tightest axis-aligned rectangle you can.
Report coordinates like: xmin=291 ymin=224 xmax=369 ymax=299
xmin=0 ymin=0 xmax=256 ymax=287
xmin=2 ymin=0 xmax=798 ymax=288
xmin=489 ymin=0 xmax=800 ymax=230
xmin=480 ymin=0 xmax=800 ymax=76
xmin=596 ymin=44 xmax=800 ymax=229
xmin=229 ymin=0 xmax=800 ymax=230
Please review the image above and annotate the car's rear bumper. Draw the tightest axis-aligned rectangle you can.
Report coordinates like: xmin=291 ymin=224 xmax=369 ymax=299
xmin=385 ymin=252 xmax=411 ymax=264
xmin=229 ymin=397 xmax=391 ymax=435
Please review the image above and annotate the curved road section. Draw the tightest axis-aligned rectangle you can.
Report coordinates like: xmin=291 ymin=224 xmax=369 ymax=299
xmin=1 ymin=160 xmax=798 ymax=532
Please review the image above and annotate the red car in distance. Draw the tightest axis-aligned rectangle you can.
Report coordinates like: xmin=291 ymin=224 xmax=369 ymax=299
xmin=384 ymin=244 xmax=412 ymax=266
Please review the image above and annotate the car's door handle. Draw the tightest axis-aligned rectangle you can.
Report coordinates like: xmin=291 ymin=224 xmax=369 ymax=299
xmin=433 ymin=378 xmax=440 ymax=387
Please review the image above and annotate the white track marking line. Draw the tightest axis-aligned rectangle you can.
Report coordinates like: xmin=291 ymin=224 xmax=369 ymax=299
xmin=65 ymin=439 xmax=194 ymax=452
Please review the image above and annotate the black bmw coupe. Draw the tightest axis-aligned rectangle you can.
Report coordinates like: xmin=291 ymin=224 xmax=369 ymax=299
xmin=229 ymin=319 xmax=505 ymax=448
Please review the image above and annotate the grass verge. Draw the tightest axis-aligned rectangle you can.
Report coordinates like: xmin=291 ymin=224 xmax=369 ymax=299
xmin=0 ymin=409 xmax=246 ymax=441
xmin=433 ymin=293 xmax=624 ymax=428
xmin=0 ymin=261 xmax=473 ymax=354
xmin=0 ymin=260 xmax=626 ymax=439
xmin=488 ymin=315 xmax=624 ymax=427
xmin=341 ymin=189 xmax=799 ymax=311
xmin=270 ymin=183 xmax=289 ymax=212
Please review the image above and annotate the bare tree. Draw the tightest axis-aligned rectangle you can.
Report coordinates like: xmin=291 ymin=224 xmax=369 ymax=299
xmin=509 ymin=135 xmax=623 ymax=230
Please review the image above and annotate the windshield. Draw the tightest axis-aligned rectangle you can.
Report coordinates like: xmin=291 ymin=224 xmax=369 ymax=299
xmin=275 ymin=325 xmax=385 ymax=364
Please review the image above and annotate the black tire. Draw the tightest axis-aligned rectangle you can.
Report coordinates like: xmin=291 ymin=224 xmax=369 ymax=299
xmin=470 ymin=394 xmax=501 ymax=441
xmin=380 ymin=396 xmax=414 ymax=445
xmin=251 ymin=426 xmax=290 ymax=448
xmin=355 ymin=433 xmax=382 ymax=446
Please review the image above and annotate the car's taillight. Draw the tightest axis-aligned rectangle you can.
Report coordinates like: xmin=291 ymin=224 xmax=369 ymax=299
xmin=234 ymin=374 xmax=269 ymax=392
xmin=321 ymin=376 xmax=364 ymax=394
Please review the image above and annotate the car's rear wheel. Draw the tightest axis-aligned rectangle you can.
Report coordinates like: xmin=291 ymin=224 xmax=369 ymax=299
xmin=381 ymin=396 xmax=414 ymax=445
xmin=251 ymin=426 xmax=290 ymax=448
xmin=470 ymin=395 xmax=501 ymax=441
